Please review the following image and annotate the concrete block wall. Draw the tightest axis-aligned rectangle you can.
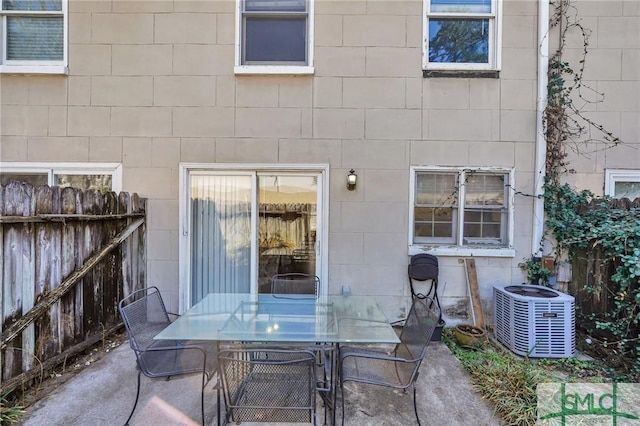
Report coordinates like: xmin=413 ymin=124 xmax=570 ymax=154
xmin=1 ymin=0 xmax=638 ymax=322
xmin=559 ymin=0 xmax=640 ymax=193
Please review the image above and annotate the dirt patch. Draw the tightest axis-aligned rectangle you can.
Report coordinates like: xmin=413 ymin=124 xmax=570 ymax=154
xmin=11 ymin=330 xmax=129 ymax=410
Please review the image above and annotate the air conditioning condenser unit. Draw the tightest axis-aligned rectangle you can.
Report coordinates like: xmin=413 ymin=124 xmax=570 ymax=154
xmin=493 ymin=284 xmax=575 ymax=358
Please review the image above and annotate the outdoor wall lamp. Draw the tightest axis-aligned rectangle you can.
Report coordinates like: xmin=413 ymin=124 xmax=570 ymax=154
xmin=347 ymin=169 xmax=357 ymax=191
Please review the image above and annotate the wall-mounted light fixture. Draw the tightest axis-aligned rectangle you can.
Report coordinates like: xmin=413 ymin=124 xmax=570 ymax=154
xmin=346 ymin=169 xmax=357 ymax=191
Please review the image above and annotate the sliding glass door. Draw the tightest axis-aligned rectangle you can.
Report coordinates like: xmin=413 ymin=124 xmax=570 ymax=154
xmin=185 ymin=168 xmax=324 ymax=306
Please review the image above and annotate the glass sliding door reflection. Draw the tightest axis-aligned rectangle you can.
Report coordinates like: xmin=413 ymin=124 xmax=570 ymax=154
xmin=258 ymin=174 xmax=318 ymax=293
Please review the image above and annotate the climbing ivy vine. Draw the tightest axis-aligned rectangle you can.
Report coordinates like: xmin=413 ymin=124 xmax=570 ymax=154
xmin=541 ymin=0 xmax=638 ymax=379
xmin=545 ymin=0 xmax=621 ymax=183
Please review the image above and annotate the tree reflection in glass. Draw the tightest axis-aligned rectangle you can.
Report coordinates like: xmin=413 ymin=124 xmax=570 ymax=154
xmin=428 ymin=19 xmax=489 ymax=64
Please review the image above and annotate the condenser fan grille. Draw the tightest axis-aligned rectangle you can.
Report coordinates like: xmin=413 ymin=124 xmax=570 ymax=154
xmin=504 ymin=285 xmax=559 ymax=298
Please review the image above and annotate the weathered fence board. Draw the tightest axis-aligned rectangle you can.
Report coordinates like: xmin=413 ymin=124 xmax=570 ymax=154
xmin=569 ymin=196 xmax=640 ymax=340
xmin=0 ymin=217 xmax=145 ymax=350
xmin=0 ymin=182 xmax=146 ymax=392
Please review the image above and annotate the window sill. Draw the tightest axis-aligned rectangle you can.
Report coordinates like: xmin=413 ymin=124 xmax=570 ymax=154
xmin=409 ymin=245 xmax=515 ymax=258
xmin=0 ymin=65 xmax=68 ymax=75
xmin=234 ymin=65 xmax=314 ymax=75
xmin=423 ymin=69 xmax=499 ymax=78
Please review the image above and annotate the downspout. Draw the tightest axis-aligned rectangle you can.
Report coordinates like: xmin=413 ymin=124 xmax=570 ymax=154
xmin=532 ymin=0 xmax=550 ymax=256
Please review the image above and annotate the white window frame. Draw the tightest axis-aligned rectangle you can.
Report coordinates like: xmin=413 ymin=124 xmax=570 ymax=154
xmin=605 ymin=169 xmax=640 ymax=199
xmin=409 ymin=166 xmax=515 ymax=257
xmin=0 ymin=162 xmax=122 ymax=192
xmin=422 ymin=0 xmax=502 ymax=71
xmin=234 ymin=0 xmax=314 ymax=75
xmin=0 ymin=0 xmax=68 ymax=74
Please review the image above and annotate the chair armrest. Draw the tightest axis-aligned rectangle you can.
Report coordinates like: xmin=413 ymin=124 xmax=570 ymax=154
xmin=340 ymin=346 xmax=420 ymax=364
xmin=144 ymin=342 xmax=207 ymax=355
xmin=138 ymin=343 xmax=218 ymax=381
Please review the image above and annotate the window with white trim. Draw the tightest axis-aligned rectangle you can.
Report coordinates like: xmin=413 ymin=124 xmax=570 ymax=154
xmin=605 ymin=169 xmax=640 ymax=200
xmin=0 ymin=163 xmax=122 ymax=192
xmin=235 ymin=0 xmax=313 ymax=74
xmin=423 ymin=0 xmax=501 ymax=71
xmin=0 ymin=0 xmax=67 ymax=74
xmin=410 ymin=167 xmax=513 ymax=251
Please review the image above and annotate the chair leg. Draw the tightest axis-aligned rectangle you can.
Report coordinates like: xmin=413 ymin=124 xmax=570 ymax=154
xmin=412 ymin=384 xmax=421 ymax=426
xmin=340 ymin=381 xmax=346 ymax=426
xmin=200 ymin=372 xmax=206 ymax=426
xmin=216 ymin=382 xmax=221 ymax=426
xmin=125 ymin=370 xmax=142 ymax=426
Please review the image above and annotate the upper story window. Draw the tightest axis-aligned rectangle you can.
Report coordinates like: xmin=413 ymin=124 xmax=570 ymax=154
xmin=235 ymin=0 xmax=314 ymax=75
xmin=409 ymin=167 xmax=514 ymax=256
xmin=423 ymin=0 xmax=501 ymax=71
xmin=0 ymin=0 xmax=68 ymax=74
xmin=605 ymin=169 xmax=640 ymax=200
xmin=0 ymin=163 xmax=122 ymax=192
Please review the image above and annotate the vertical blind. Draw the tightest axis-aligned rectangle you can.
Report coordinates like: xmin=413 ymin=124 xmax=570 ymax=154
xmin=190 ymin=175 xmax=252 ymax=304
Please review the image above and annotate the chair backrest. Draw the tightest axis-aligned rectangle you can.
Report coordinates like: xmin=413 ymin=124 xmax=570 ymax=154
xmin=271 ymin=273 xmax=319 ymax=295
xmin=408 ymin=254 xmax=439 ymax=281
xmin=218 ymin=348 xmax=317 ymax=423
xmin=396 ymin=296 xmax=440 ymax=362
xmin=118 ymin=287 xmax=171 ymax=356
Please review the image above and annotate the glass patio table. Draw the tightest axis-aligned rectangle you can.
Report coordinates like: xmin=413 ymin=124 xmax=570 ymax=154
xmin=154 ymin=293 xmax=400 ymax=425
xmin=154 ymin=293 xmax=399 ymax=345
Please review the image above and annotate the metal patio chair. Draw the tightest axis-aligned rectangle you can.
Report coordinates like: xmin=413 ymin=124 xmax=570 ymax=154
xmin=270 ymin=272 xmax=331 ymax=406
xmin=408 ymin=253 xmax=445 ymax=340
xmin=218 ymin=347 xmax=318 ymax=425
xmin=271 ymin=272 xmax=320 ymax=295
xmin=338 ymin=296 xmax=440 ymax=426
xmin=408 ymin=253 xmax=439 ymax=301
xmin=118 ymin=287 xmax=219 ymax=426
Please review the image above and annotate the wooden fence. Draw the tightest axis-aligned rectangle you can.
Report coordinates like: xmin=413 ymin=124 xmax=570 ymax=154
xmin=0 ymin=182 xmax=146 ymax=394
xmin=569 ymin=197 xmax=640 ymax=339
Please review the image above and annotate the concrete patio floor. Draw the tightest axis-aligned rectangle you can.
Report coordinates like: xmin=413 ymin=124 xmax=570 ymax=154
xmin=18 ymin=340 xmax=502 ymax=426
